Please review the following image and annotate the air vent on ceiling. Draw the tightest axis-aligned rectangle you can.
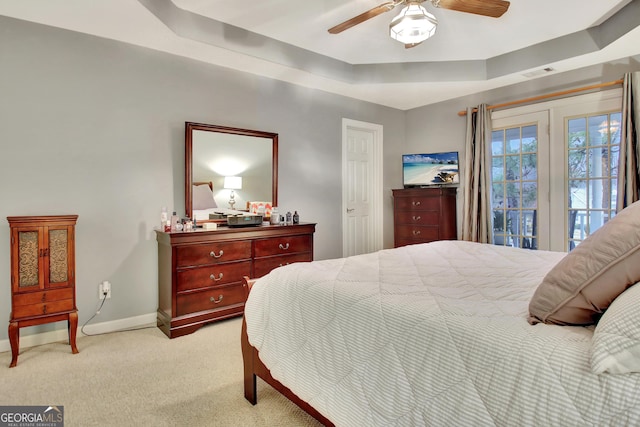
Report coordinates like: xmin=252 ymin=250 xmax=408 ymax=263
xmin=522 ymin=67 xmax=555 ymax=78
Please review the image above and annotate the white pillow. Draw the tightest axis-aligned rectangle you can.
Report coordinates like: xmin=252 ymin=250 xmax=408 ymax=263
xmin=590 ymin=283 xmax=640 ymax=374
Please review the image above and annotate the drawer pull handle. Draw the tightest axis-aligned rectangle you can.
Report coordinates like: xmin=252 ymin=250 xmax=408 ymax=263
xmin=210 ymin=273 xmax=223 ymax=281
xmin=42 ymin=294 xmax=46 ymax=302
xmin=412 ymin=201 xmax=421 ymax=206
xmin=279 ymin=243 xmax=290 ymax=250
xmin=412 ymin=230 xmax=421 ymax=236
xmin=210 ymin=295 xmax=223 ymax=304
xmin=210 ymin=250 xmax=224 ymax=258
xmin=412 ymin=215 xmax=421 ymax=221
xmin=42 ymin=305 xmax=47 ymax=314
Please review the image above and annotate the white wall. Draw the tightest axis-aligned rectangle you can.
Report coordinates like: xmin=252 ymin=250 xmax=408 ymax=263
xmin=0 ymin=16 xmax=405 ymax=342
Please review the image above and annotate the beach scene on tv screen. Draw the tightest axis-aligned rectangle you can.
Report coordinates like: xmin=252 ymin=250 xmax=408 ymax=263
xmin=403 ymin=152 xmax=459 ymax=185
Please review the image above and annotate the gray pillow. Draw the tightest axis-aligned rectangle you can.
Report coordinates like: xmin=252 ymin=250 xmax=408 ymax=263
xmin=528 ymin=200 xmax=640 ymax=325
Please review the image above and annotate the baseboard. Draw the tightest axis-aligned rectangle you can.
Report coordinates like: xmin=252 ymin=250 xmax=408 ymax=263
xmin=0 ymin=312 xmax=157 ymax=354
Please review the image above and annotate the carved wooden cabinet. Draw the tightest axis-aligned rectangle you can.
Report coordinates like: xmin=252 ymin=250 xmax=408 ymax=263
xmin=7 ymin=215 xmax=79 ymax=367
xmin=393 ymin=188 xmax=457 ymax=247
xmin=156 ymin=223 xmax=315 ymax=338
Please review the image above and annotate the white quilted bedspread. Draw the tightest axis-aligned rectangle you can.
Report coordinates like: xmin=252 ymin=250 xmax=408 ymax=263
xmin=244 ymin=241 xmax=640 ymax=426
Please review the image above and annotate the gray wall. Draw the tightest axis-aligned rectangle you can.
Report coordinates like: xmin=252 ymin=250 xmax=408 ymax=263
xmin=2 ymin=14 xmax=639 ymax=343
xmin=405 ymin=55 xmax=640 ymax=234
xmin=0 ymin=16 xmax=405 ymax=341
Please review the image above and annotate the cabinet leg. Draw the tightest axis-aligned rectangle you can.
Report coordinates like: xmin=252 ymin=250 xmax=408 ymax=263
xmin=8 ymin=321 xmax=19 ymax=368
xmin=68 ymin=311 xmax=79 ymax=354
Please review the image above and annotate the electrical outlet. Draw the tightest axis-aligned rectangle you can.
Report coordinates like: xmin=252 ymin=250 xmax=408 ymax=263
xmin=98 ymin=281 xmax=111 ymax=299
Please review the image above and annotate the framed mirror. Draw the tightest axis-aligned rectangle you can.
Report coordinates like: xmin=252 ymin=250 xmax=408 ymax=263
xmin=185 ymin=122 xmax=278 ymax=222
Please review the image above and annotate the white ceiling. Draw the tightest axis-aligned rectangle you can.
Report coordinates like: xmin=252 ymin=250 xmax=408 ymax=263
xmin=1 ymin=0 xmax=639 ymax=110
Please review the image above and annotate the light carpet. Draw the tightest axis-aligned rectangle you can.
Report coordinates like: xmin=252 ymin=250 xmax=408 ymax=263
xmin=0 ymin=317 xmax=322 ymax=426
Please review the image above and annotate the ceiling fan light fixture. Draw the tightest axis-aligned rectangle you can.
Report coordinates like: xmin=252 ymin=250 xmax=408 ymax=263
xmin=389 ymin=2 xmax=437 ymax=44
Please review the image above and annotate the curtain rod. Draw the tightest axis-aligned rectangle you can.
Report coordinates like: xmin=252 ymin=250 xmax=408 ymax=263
xmin=457 ymin=79 xmax=623 ymax=116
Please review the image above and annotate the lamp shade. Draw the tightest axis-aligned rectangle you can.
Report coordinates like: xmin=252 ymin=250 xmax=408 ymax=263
xmin=389 ymin=3 xmax=437 ymax=44
xmin=224 ymin=176 xmax=242 ymax=190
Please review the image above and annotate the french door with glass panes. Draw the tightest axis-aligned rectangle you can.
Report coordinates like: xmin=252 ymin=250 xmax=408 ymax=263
xmin=491 ymin=89 xmax=622 ymax=252
xmin=491 ymin=111 xmax=550 ymax=250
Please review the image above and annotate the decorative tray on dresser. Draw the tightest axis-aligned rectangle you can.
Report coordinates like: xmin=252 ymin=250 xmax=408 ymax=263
xmin=155 ymin=222 xmax=315 ymax=338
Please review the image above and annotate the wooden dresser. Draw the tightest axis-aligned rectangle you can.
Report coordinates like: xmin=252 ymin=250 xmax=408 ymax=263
xmin=156 ymin=222 xmax=315 ymax=338
xmin=7 ymin=215 xmax=79 ymax=367
xmin=393 ymin=188 xmax=457 ymax=247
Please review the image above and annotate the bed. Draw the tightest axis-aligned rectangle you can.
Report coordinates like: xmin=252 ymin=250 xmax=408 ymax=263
xmin=241 ymin=203 xmax=640 ymax=426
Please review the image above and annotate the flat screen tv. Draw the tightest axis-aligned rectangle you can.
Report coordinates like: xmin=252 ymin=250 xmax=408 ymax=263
xmin=402 ymin=151 xmax=460 ymax=188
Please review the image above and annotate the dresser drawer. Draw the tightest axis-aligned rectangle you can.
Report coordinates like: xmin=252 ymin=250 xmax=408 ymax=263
xmin=395 ymin=225 xmax=439 ymax=242
xmin=394 ymin=196 xmax=440 ymax=211
xmin=175 ymin=241 xmax=251 ymax=267
xmin=13 ymin=288 xmax=73 ymax=306
xmin=177 ymin=261 xmax=251 ymax=292
xmin=176 ymin=284 xmax=246 ymax=317
xmin=394 ymin=211 xmax=439 ymax=226
xmin=254 ymin=253 xmax=312 ymax=278
xmin=12 ymin=299 xmax=74 ymax=318
xmin=254 ymin=235 xmax=312 ymax=258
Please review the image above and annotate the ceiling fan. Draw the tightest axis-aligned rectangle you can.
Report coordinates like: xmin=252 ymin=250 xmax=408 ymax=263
xmin=328 ymin=0 xmax=510 ymax=48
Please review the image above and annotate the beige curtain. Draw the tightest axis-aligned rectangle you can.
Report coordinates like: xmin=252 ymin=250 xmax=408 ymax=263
xmin=462 ymin=104 xmax=493 ymax=243
xmin=617 ymin=71 xmax=640 ymax=210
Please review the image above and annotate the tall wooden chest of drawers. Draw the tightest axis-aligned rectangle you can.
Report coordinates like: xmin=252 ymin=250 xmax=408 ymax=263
xmin=7 ymin=215 xmax=79 ymax=367
xmin=393 ymin=188 xmax=457 ymax=248
xmin=156 ymin=223 xmax=315 ymax=338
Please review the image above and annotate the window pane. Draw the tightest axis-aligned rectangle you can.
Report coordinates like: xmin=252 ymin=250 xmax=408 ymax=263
xmin=505 ymin=155 xmax=520 ymax=180
xmin=588 ymin=179 xmax=609 ymax=209
xmin=569 ymin=180 xmax=587 ymax=209
xmin=611 ymin=178 xmax=618 ymax=207
xmin=522 ymin=182 xmax=537 ymax=208
xmin=521 ymin=153 xmax=537 ymax=180
xmin=568 ymin=149 xmax=587 ymax=179
xmin=522 ymin=125 xmax=537 ymax=152
xmin=568 ymin=209 xmax=588 ymax=249
xmin=610 ymin=146 xmax=619 ymax=177
xmin=492 ymin=157 xmax=504 ymax=181
xmin=506 ymin=128 xmax=520 ymax=154
xmin=589 ymin=115 xmax=608 ymax=147
xmin=568 ymin=118 xmax=586 ymax=148
xmin=610 ymin=112 xmax=622 ymax=144
xmin=492 ymin=131 xmax=505 ymax=155
xmin=506 ymin=182 xmax=521 ymax=208
xmin=588 ymin=147 xmax=607 ymax=178
xmin=493 ymin=210 xmax=505 ymax=231
xmin=492 ymin=183 xmax=504 ymax=204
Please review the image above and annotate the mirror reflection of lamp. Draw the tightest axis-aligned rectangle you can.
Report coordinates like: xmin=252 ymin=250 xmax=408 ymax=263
xmin=224 ymin=176 xmax=242 ymax=209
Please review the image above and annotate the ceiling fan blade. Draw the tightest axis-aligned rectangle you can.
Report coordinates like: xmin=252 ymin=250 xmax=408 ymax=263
xmin=328 ymin=1 xmax=401 ymax=34
xmin=435 ymin=0 xmax=510 ymax=18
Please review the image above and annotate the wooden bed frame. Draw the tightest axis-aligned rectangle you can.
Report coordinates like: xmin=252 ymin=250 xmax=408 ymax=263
xmin=241 ymin=277 xmax=334 ymax=426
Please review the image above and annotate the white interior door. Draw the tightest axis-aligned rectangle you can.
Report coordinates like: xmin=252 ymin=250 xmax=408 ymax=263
xmin=342 ymin=118 xmax=383 ymax=257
